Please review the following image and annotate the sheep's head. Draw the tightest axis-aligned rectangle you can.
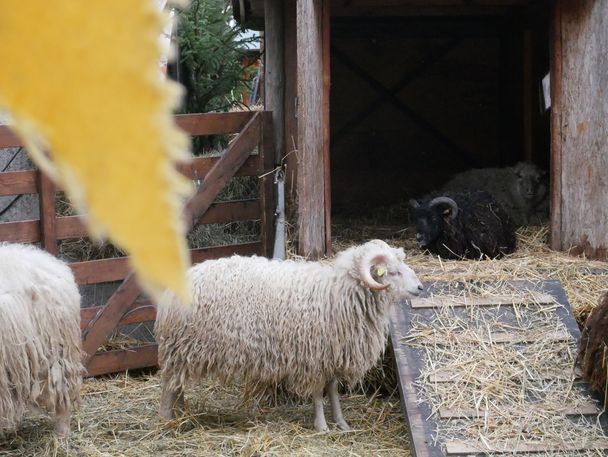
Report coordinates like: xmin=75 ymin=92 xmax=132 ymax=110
xmin=354 ymin=241 xmax=423 ymax=298
xmin=409 ymin=196 xmax=458 ymax=248
xmin=512 ymin=162 xmax=545 ymax=202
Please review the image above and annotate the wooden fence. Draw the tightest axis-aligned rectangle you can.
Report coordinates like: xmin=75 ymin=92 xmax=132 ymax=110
xmin=0 ymin=111 xmax=275 ymax=376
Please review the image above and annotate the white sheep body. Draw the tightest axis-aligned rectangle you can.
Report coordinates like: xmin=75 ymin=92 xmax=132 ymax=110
xmin=155 ymin=241 xmax=423 ymax=431
xmin=0 ymin=243 xmax=84 ymax=436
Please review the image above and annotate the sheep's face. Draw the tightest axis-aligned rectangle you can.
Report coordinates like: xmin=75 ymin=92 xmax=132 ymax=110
xmin=513 ymin=163 xmax=544 ymax=202
xmin=374 ymin=260 xmax=423 ymax=299
xmin=409 ymin=200 xmax=451 ymax=248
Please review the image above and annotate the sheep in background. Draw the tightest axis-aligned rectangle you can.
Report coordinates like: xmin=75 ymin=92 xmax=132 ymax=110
xmin=0 ymin=243 xmax=84 ymax=437
xmin=155 ymin=240 xmax=423 ymax=432
xmin=441 ymin=161 xmax=548 ymax=226
xmin=409 ymin=190 xmax=516 ymax=260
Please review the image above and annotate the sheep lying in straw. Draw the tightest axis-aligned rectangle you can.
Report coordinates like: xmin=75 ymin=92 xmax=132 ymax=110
xmin=155 ymin=240 xmax=423 ymax=432
xmin=409 ymin=190 xmax=516 ymax=260
xmin=0 ymin=243 xmax=84 ymax=437
xmin=579 ymin=292 xmax=608 ymax=395
xmin=441 ymin=161 xmax=548 ymax=226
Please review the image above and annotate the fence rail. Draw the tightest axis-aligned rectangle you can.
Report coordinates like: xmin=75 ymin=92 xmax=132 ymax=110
xmin=0 ymin=110 xmax=275 ymax=376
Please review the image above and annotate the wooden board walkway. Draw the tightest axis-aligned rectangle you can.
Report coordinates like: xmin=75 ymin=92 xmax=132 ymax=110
xmin=389 ymin=279 xmax=608 ymax=457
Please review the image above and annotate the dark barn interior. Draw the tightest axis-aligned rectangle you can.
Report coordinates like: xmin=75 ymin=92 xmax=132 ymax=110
xmin=329 ymin=3 xmax=552 ymax=218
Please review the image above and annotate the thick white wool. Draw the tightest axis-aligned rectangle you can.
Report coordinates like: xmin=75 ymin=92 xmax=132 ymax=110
xmin=156 ymin=241 xmax=421 ymax=398
xmin=0 ymin=243 xmax=84 ymax=432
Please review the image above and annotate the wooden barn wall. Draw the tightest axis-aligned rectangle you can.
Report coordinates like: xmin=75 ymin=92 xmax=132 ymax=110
xmin=329 ymin=17 xmax=527 ymax=215
xmin=553 ymin=0 xmax=608 ymax=259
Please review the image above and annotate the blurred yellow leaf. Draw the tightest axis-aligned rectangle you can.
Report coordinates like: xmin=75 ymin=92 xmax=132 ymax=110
xmin=0 ymin=1 xmax=191 ymax=300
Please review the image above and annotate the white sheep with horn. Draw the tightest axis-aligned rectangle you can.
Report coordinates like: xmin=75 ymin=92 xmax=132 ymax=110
xmin=0 ymin=242 xmax=84 ymax=436
xmin=155 ymin=240 xmax=423 ymax=432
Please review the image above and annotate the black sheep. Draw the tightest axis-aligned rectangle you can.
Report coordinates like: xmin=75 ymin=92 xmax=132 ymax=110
xmin=409 ymin=190 xmax=516 ymax=260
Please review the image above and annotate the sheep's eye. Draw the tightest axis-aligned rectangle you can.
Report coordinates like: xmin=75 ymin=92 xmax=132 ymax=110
xmin=389 ymin=271 xmax=401 ymax=277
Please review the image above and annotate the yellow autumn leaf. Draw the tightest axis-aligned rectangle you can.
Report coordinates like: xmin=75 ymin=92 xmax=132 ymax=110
xmin=0 ymin=1 xmax=192 ymax=300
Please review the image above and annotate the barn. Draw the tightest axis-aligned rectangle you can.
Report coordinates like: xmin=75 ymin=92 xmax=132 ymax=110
xmin=233 ymin=0 xmax=608 ymax=260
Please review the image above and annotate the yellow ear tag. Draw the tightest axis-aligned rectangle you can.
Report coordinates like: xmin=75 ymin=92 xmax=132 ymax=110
xmin=377 ymin=267 xmax=387 ymax=277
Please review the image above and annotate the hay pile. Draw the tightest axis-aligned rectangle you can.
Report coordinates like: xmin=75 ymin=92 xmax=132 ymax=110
xmin=2 ymin=222 xmax=607 ymax=456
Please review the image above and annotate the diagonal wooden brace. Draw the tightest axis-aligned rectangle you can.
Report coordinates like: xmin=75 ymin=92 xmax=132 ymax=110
xmin=82 ymin=111 xmax=263 ymax=366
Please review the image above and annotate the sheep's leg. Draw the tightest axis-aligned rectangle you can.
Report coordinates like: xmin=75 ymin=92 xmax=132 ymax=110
xmin=159 ymin=376 xmax=185 ymax=419
xmin=327 ymin=379 xmax=351 ymax=431
xmin=54 ymin=403 xmax=71 ymax=437
xmin=312 ymin=384 xmax=329 ymax=432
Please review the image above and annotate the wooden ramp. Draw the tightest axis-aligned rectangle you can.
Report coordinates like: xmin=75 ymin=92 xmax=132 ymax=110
xmin=389 ymin=280 xmax=608 ymax=456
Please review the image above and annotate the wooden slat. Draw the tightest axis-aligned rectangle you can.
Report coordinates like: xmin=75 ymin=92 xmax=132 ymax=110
xmin=0 ymin=219 xmax=39 ymax=243
xmin=260 ymin=112 xmax=276 ymax=257
xmin=445 ymin=438 xmax=608 ymax=455
xmin=0 ymin=170 xmax=37 ymax=196
xmin=184 ymin=112 xmax=262 ymax=228
xmin=439 ymin=402 xmax=600 ymax=419
xmin=175 ymin=112 xmax=253 ymax=136
xmin=429 ymin=367 xmax=582 ymax=383
xmin=410 ymin=293 xmax=554 ymax=308
xmin=177 ymin=155 xmax=261 ymax=179
xmin=322 ymin=0 xmax=332 ymax=256
xmin=37 ymin=172 xmax=57 ymax=254
xmin=82 ymin=273 xmax=141 ymax=363
xmin=0 ymin=125 xmax=22 ymax=148
xmin=80 ymin=300 xmax=155 ymax=330
xmin=549 ymin=0 xmax=562 ymax=251
xmin=190 ymin=242 xmax=262 ymax=264
xmin=58 ymin=200 xmax=261 ymax=241
xmin=86 ymin=344 xmax=158 ymax=377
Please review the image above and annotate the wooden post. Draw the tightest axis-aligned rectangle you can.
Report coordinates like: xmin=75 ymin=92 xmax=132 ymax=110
xmin=260 ymin=111 xmax=276 ymax=258
xmin=549 ymin=0 xmax=562 ymax=251
xmin=296 ymin=0 xmax=326 ymax=259
xmin=264 ymin=0 xmax=285 ymax=166
xmin=283 ymin=0 xmax=299 ymax=207
xmin=322 ymin=0 xmax=331 ymax=256
xmin=37 ymin=171 xmax=57 ymax=255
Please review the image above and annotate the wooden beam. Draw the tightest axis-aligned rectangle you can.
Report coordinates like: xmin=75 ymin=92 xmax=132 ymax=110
xmin=445 ymin=438 xmax=608 ymax=455
xmin=297 ymin=0 xmax=326 ymax=259
xmin=0 ymin=219 xmax=39 ymax=243
xmin=175 ymin=112 xmax=253 ymax=136
xmin=80 ymin=300 xmax=156 ymax=330
xmin=177 ymin=155 xmax=261 ymax=180
xmin=184 ymin=112 xmax=262 ymax=228
xmin=81 ymin=272 xmax=141 ymax=364
xmin=86 ymin=344 xmax=158 ymax=377
xmin=549 ymin=0 xmax=562 ymax=251
xmin=322 ymin=0 xmax=332 ymax=257
xmin=37 ymin=171 xmax=57 ymax=254
xmin=410 ymin=293 xmax=554 ymax=308
xmin=0 ymin=170 xmax=37 ymax=196
xmin=0 ymin=125 xmax=22 ymax=148
xmin=259 ymin=112 xmax=276 ymax=257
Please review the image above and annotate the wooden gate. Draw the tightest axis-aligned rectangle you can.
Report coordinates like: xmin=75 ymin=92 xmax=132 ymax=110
xmin=0 ymin=110 xmax=275 ymax=376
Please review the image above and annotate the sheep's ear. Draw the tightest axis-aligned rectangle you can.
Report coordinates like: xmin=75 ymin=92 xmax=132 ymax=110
xmin=409 ymin=199 xmax=419 ymax=209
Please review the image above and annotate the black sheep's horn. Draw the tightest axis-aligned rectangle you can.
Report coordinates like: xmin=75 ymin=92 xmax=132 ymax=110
xmin=429 ymin=196 xmax=459 ymax=221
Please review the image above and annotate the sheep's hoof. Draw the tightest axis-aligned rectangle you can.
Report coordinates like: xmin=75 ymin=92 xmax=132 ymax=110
xmin=337 ymin=420 xmax=352 ymax=432
xmin=54 ymin=419 xmax=70 ymax=438
xmin=314 ymin=419 xmax=329 ymax=433
xmin=159 ymin=406 xmax=174 ymax=420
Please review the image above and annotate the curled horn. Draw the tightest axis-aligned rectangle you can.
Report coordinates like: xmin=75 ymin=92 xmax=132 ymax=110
xmin=359 ymin=251 xmax=391 ymax=291
xmin=429 ymin=196 xmax=459 ymax=221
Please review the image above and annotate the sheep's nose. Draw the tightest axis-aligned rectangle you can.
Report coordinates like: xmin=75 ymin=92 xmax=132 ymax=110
xmin=418 ymin=284 xmax=424 ymax=291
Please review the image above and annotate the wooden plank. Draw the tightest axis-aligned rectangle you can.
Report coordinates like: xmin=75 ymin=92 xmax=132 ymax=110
xmin=0 ymin=125 xmax=22 ymax=148
xmin=174 ymin=112 xmax=253 ymax=136
xmin=429 ymin=367 xmax=582 ymax=383
xmin=296 ymin=0 xmax=326 ymax=259
xmin=80 ymin=300 xmax=156 ymax=330
xmin=554 ymin=0 xmax=608 ymax=259
xmin=86 ymin=344 xmax=158 ymax=377
xmin=177 ymin=155 xmax=261 ymax=180
xmin=322 ymin=0 xmax=332 ymax=257
xmin=439 ymin=402 xmax=600 ymax=419
xmin=82 ymin=273 xmax=141 ymax=363
xmin=259 ymin=112 xmax=276 ymax=257
xmin=549 ymin=0 xmax=563 ymax=251
xmin=263 ymin=0 xmax=285 ymax=165
xmin=190 ymin=242 xmax=262 ymax=264
xmin=0 ymin=219 xmax=39 ymax=243
xmin=410 ymin=292 xmax=555 ymax=308
xmin=0 ymin=170 xmax=37 ymax=196
xmin=184 ymin=112 xmax=262 ymax=228
xmin=37 ymin=172 xmax=57 ymax=254
xmin=445 ymin=438 xmax=608 ymax=455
